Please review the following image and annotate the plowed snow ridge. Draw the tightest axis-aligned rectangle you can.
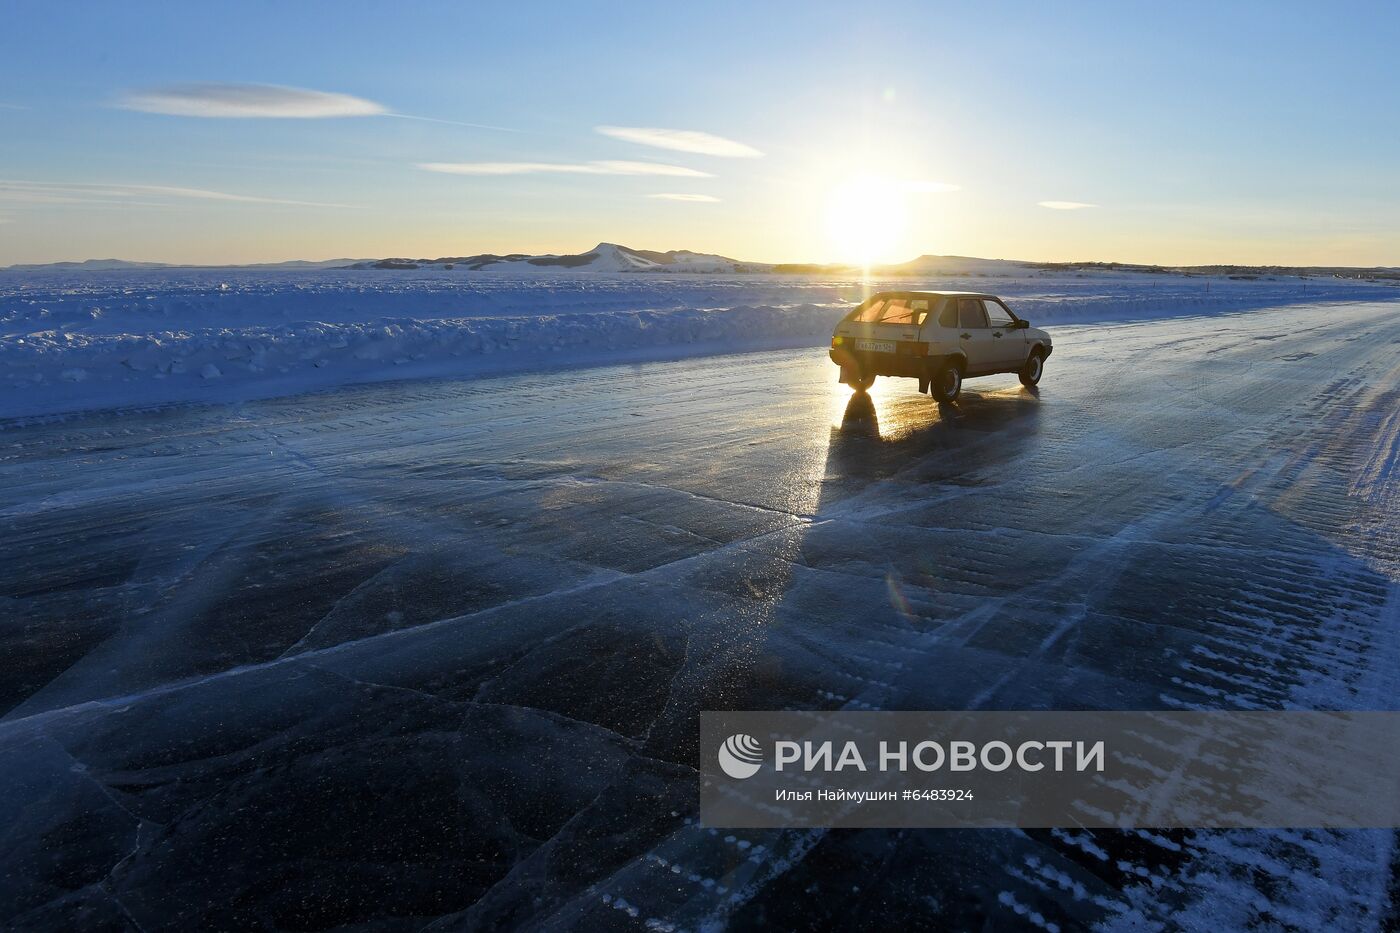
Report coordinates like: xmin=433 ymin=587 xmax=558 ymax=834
xmin=2 ymin=268 xmax=1397 ymax=419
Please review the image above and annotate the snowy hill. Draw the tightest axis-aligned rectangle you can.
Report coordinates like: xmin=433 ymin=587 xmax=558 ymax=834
xmin=882 ymin=255 xmax=1038 ymax=275
xmin=4 ymin=258 xmax=374 ymax=272
xmin=13 ymin=249 xmax=1399 ymax=281
xmin=5 ymin=259 xmax=173 ymax=271
xmin=347 ymin=243 xmax=770 ymax=274
xmin=365 ymin=247 xmax=1034 ymax=277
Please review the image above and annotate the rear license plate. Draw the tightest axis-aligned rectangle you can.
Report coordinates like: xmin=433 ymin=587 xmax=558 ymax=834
xmin=854 ymin=339 xmax=896 ymax=353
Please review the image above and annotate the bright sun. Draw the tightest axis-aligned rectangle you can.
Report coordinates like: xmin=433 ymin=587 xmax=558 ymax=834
xmin=824 ymin=174 xmax=911 ymax=266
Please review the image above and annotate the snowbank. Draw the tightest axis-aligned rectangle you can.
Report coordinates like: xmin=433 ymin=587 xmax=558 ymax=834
xmin=2 ymin=268 xmax=1396 ymax=420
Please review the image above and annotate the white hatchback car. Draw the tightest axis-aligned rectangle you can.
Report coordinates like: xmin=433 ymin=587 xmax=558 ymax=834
xmin=829 ymin=291 xmax=1052 ymax=402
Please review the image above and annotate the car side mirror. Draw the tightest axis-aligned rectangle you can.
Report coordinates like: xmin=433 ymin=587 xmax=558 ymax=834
xmin=1011 ymin=319 xmax=1030 ymax=330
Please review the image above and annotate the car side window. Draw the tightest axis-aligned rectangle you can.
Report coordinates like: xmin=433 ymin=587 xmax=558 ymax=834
xmin=938 ymin=299 xmax=958 ymax=328
xmin=983 ymin=300 xmax=1014 ymax=328
xmin=958 ymin=299 xmax=988 ymax=329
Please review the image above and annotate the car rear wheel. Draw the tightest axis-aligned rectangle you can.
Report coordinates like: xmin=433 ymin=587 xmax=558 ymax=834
xmin=931 ymin=363 xmax=962 ymax=403
xmin=1019 ymin=349 xmax=1044 ymax=387
xmin=849 ymin=373 xmax=875 ymax=392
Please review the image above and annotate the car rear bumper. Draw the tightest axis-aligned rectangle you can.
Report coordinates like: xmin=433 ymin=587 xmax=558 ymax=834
xmin=830 ymin=347 xmax=930 ymax=380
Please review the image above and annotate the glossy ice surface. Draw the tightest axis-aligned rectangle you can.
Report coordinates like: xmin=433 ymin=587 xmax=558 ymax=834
xmin=2 ymin=300 xmax=1398 ymax=929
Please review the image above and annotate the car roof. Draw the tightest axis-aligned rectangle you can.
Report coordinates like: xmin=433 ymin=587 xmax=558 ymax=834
xmin=862 ymin=290 xmax=999 ymax=301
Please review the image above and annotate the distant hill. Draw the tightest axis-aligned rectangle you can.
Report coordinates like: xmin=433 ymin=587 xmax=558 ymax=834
xmin=7 ymin=248 xmax=1397 ymax=281
xmin=344 ymin=243 xmax=772 ymax=274
xmin=5 ymin=258 xmax=173 ymax=271
xmin=348 ymin=247 xmax=1399 ymax=280
xmin=879 ymin=255 xmax=1037 ymax=276
xmin=3 ymin=257 xmax=373 ymax=272
xmin=1024 ymin=260 xmax=1400 ymax=281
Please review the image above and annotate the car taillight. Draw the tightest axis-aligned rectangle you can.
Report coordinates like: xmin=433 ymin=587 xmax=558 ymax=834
xmin=831 ymin=335 xmax=845 ymax=347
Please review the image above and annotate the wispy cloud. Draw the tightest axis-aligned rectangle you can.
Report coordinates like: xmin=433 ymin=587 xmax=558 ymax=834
xmin=647 ymin=193 xmax=720 ymax=202
xmin=419 ymin=160 xmax=712 ymax=177
xmin=119 ymin=83 xmax=385 ymax=118
xmin=1038 ymin=200 xmax=1096 ymax=210
xmin=0 ymin=183 xmax=104 ymax=205
xmin=597 ymin=125 xmax=762 ymax=158
xmin=0 ymin=180 xmax=356 ymax=209
xmin=382 ymin=112 xmax=520 ymax=133
xmin=591 ymin=161 xmax=711 ymax=177
xmin=0 ymin=102 xmax=26 ymax=111
xmin=129 ymin=183 xmax=356 ymax=207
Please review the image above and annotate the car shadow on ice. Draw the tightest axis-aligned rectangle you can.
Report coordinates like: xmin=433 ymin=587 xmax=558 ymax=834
xmin=828 ymin=383 xmax=1044 ymax=490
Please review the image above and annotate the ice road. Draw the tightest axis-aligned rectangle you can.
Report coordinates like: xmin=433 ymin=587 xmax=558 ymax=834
xmin=2 ymin=299 xmax=1399 ymax=930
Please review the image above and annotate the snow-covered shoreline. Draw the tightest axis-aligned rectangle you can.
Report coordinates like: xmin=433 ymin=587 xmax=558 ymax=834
xmin=3 ymin=268 xmax=1397 ymax=421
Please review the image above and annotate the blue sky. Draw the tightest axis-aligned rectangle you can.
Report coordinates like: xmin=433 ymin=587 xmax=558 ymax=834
xmin=1 ymin=1 xmax=1397 ymax=265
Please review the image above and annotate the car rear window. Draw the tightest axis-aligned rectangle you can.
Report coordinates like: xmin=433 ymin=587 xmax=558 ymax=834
xmin=850 ymin=298 xmax=929 ymax=325
xmin=881 ymin=299 xmax=928 ymax=326
xmin=850 ymin=299 xmax=888 ymax=322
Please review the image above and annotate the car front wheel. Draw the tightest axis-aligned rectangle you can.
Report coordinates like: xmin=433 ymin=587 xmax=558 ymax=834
xmin=931 ymin=363 xmax=962 ymax=403
xmin=1019 ymin=350 xmax=1044 ymax=388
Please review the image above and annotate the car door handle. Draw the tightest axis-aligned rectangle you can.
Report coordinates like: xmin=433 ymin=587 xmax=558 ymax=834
xmin=959 ymin=333 xmax=971 ymax=339
xmin=993 ymin=331 xmax=1002 ymax=338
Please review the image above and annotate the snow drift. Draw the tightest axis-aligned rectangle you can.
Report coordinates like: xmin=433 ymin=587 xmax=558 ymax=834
xmin=2 ymin=267 xmax=1397 ymax=420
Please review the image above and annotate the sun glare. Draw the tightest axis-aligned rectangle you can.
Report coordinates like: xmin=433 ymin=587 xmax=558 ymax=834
xmin=824 ymin=174 xmax=910 ymax=267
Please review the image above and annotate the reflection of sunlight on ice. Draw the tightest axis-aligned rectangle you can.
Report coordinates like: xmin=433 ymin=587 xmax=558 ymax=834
xmin=786 ymin=448 xmax=828 ymax=517
xmin=826 ymin=382 xmax=856 ymax=427
xmin=828 ymin=373 xmax=947 ymax=442
xmin=827 ymin=373 xmax=898 ymax=433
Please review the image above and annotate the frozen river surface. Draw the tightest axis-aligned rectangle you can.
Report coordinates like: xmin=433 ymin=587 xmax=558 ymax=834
xmin=2 ymin=300 xmax=1399 ymax=929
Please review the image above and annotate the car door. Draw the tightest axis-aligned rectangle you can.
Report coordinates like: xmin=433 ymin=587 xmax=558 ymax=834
xmin=981 ymin=298 xmax=1026 ymax=367
xmin=956 ymin=298 xmax=998 ymax=374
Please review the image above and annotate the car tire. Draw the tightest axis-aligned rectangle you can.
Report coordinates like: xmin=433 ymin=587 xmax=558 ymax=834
xmin=849 ymin=373 xmax=875 ymax=392
xmin=931 ymin=363 xmax=962 ymax=403
xmin=1019 ymin=349 xmax=1044 ymax=388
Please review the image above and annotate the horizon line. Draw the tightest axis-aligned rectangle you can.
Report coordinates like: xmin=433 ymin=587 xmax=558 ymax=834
xmin=4 ymin=247 xmax=1397 ymax=273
